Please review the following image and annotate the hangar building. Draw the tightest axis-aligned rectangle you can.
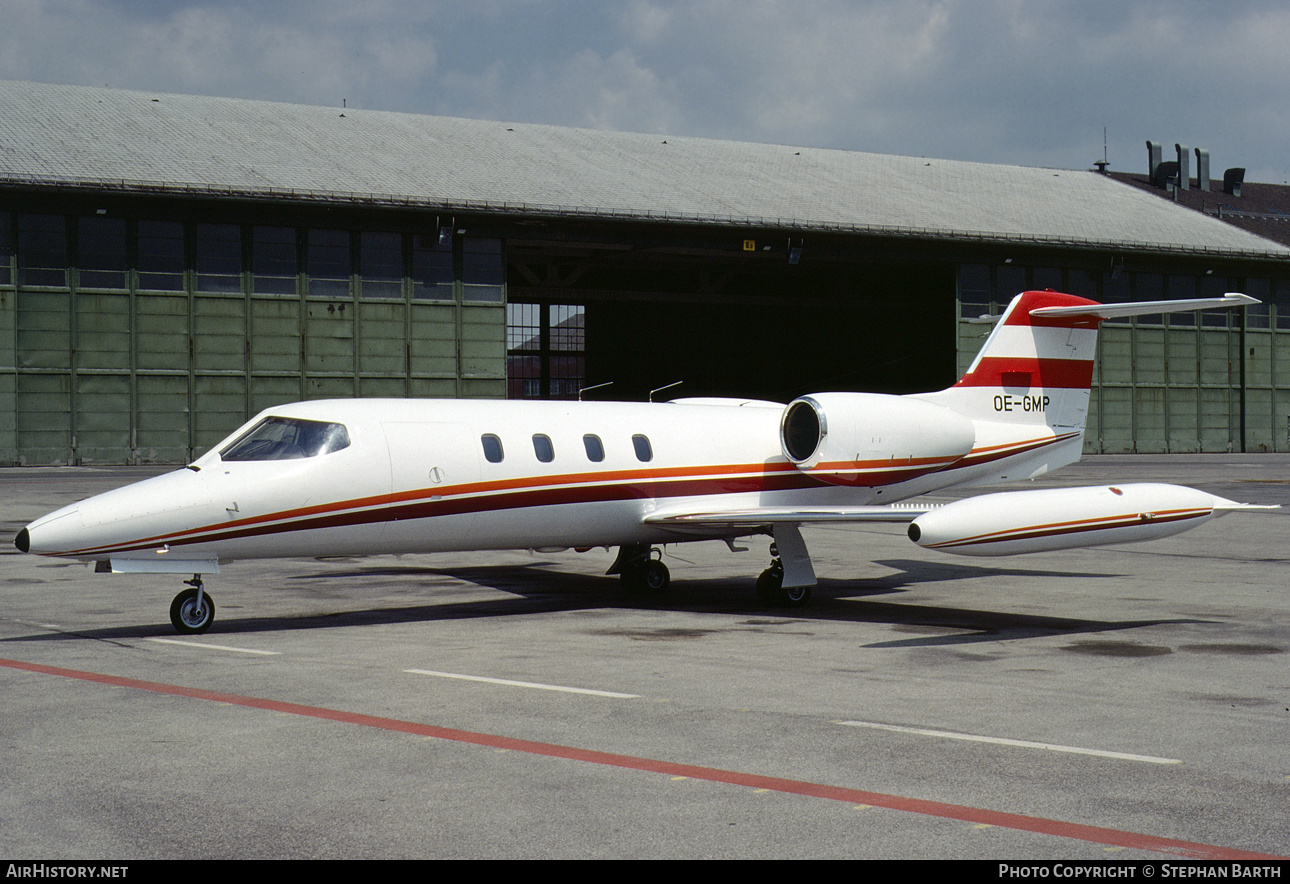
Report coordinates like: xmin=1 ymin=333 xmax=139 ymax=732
xmin=1 ymin=80 xmax=1288 ymax=464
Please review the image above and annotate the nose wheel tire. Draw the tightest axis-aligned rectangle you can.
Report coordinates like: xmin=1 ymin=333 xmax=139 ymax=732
xmin=170 ymin=587 xmax=215 ymax=634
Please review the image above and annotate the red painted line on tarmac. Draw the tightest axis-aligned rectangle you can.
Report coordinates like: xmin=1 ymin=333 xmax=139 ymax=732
xmin=2 ymin=655 xmax=1283 ymax=861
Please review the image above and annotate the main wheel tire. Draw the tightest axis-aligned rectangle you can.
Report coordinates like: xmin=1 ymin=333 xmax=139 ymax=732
xmin=641 ymin=559 xmax=669 ymax=592
xmin=622 ymin=559 xmax=670 ymax=594
xmin=170 ymin=587 xmax=215 ymax=634
xmin=754 ymin=564 xmax=811 ymax=607
xmin=754 ymin=564 xmax=783 ymax=605
xmin=781 ymin=583 xmax=812 ymax=607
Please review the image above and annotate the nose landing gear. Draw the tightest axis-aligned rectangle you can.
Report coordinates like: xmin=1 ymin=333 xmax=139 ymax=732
xmin=170 ymin=575 xmax=215 ymax=634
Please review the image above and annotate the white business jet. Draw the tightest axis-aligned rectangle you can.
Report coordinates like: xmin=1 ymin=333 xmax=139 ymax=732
xmin=15 ymin=290 xmax=1269 ymax=634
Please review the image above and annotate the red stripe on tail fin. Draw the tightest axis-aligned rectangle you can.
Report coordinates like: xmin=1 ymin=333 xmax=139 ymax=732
xmin=1001 ymin=290 xmax=1103 ymax=328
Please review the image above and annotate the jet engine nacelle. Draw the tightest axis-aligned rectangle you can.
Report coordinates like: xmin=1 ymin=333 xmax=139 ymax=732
xmin=779 ymin=392 xmax=976 ymax=487
xmin=908 ymin=483 xmax=1230 ymax=556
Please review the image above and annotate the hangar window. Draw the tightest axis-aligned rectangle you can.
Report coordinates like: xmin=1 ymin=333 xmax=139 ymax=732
xmin=0 ymin=213 xmax=10 ymax=286
xmin=532 ymin=434 xmax=555 ymax=463
xmin=137 ymin=220 xmax=185 ymax=291
xmin=1167 ymin=275 xmax=1196 ymax=328
xmin=583 ymin=434 xmax=604 ymax=463
xmin=412 ymin=233 xmax=454 ymax=300
xmin=1134 ymin=272 xmax=1165 ymax=327
xmin=77 ymin=216 xmax=128 ymax=290
xmin=632 ymin=434 xmax=653 ymax=463
xmin=1200 ymin=275 xmax=1233 ymax=329
xmin=958 ymin=264 xmax=989 ymax=318
xmin=1031 ymin=266 xmax=1062 ymax=291
xmin=309 ymin=228 xmax=352 ymax=298
xmin=17 ymin=213 xmax=67 ymax=287
xmin=995 ymin=263 xmax=1026 ymax=312
xmin=462 ymin=237 xmax=503 ymax=303
xmin=1242 ymin=278 xmax=1271 ymax=330
xmin=1276 ymin=280 xmax=1290 ymax=331
xmin=220 ymin=417 xmax=351 ymax=461
xmin=253 ymin=226 xmax=298 ymax=295
xmin=1101 ymin=264 xmax=1132 ymax=324
xmin=196 ymin=223 xmax=242 ymax=293
xmin=481 ymin=433 xmax=504 ymax=463
xmin=361 ymin=231 xmax=403 ymax=298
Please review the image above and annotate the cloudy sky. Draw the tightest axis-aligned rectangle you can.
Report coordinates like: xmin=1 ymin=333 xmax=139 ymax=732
xmin=2 ymin=0 xmax=1287 ymax=183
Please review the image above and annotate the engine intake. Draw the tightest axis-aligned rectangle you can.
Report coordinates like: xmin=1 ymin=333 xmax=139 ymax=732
xmin=779 ymin=393 xmax=975 ymax=487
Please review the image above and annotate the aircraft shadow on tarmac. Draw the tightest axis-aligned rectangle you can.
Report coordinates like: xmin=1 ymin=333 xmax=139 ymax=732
xmin=2 ymin=558 xmax=1207 ymax=648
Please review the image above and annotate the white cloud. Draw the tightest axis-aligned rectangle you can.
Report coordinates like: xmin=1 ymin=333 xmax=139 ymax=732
xmin=0 ymin=0 xmax=1287 ymax=180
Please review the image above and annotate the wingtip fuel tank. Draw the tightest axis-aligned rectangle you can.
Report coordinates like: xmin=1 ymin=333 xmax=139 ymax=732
xmin=907 ymin=483 xmax=1257 ymax=556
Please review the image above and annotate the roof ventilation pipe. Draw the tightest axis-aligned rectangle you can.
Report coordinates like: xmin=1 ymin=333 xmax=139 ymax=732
xmin=1195 ymin=148 xmax=1210 ymax=192
xmin=1146 ymin=141 xmax=1162 ymax=181
xmin=1175 ymin=143 xmax=1190 ymax=190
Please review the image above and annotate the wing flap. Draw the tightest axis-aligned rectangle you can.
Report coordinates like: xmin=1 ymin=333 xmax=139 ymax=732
xmin=642 ymin=503 xmax=932 ymax=529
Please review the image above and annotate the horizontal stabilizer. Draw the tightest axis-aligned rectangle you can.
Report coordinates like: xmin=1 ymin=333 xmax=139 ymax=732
xmin=1030 ymin=293 xmax=1257 ymax=320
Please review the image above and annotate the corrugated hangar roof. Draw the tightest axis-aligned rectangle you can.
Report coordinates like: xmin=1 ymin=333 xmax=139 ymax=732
xmin=1 ymin=79 xmax=1287 ymax=260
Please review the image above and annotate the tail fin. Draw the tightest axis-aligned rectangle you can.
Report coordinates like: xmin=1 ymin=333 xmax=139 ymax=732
xmin=917 ymin=289 xmax=1256 ymax=482
xmin=927 ymin=290 xmax=1103 ymax=433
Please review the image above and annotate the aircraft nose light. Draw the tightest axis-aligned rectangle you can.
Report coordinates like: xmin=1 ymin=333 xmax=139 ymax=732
xmin=15 ymin=528 xmax=30 ymax=553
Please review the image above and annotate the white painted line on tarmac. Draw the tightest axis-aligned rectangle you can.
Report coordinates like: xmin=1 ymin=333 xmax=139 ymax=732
xmin=145 ymin=638 xmax=280 ymax=656
xmin=404 ymin=668 xmax=639 ymax=698
xmin=837 ymin=720 xmax=1182 ymax=765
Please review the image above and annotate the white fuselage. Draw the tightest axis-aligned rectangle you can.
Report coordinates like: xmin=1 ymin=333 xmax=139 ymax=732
xmin=20 ymin=395 xmax=1076 ymax=569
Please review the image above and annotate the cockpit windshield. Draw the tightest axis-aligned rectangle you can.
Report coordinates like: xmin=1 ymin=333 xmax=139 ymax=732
xmin=219 ymin=417 xmax=351 ymax=461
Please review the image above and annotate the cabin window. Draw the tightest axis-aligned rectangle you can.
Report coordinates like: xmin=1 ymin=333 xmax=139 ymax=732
xmin=481 ymin=434 xmax=504 ymax=463
xmin=632 ymin=434 xmax=653 ymax=463
xmin=583 ymin=434 xmax=604 ymax=463
xmin=532 ymin=434 xmax=554 ymax=463
xmin=220 ymin=417 xmax=350 ymax=461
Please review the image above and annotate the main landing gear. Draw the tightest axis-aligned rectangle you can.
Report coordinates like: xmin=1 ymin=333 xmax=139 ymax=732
xmin=169 ymin=574 xmax=215 ymax=634
xmin=751 ymin=524 xmax=816 ymax=607
xmin=753 ymin=551 xmax=813 ymax=608
xmin=610 ymin=526 xmax=817 ymax=608
xmin=609 ymin=544 xmax=670 ymax=594
xmin=754 ymin=558 xmax=813 ymax=607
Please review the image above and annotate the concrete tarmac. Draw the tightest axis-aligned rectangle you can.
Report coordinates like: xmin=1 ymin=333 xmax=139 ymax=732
xmin=1 ymin=456 xmax=1287 ymax=860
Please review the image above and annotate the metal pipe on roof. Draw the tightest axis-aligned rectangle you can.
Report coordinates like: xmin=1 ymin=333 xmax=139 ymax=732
xmin=1195 ymin=148 xmax=1210 ymax=192
xmin=1175 ymin=143 xmax=1190 ymax=190
xmin=1146 ymin=141 xmax=1162 ymax=179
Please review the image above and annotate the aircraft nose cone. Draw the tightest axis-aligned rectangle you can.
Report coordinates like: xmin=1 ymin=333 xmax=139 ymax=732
xmin=15 ymin=527 xmax=30 ymax=553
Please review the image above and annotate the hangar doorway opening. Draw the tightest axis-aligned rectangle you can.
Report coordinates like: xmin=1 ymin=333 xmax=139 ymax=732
xmin=506 ymin=303 xmax=586 ymax=399
xmin=506 ymin=259 xmax=956 ymax=403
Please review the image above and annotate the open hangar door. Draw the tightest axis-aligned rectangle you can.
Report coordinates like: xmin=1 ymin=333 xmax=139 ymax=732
xmin=585 ymin=260 xmax=956 ymax=402
xmin=508 ymin=231 xmax=957 ymax=403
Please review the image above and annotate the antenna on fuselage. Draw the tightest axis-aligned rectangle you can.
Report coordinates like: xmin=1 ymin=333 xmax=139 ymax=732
xmin=649 ymin=381 xmax=682 ymax=402
xmin=578 ymin=381 xmax=614 ymax=401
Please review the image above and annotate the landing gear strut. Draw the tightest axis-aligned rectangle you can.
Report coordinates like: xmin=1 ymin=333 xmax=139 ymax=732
xmin=609 ymin=544 xmax=670 ymax=594
xmin=170 ymin=574 xmax=216 ymax=634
